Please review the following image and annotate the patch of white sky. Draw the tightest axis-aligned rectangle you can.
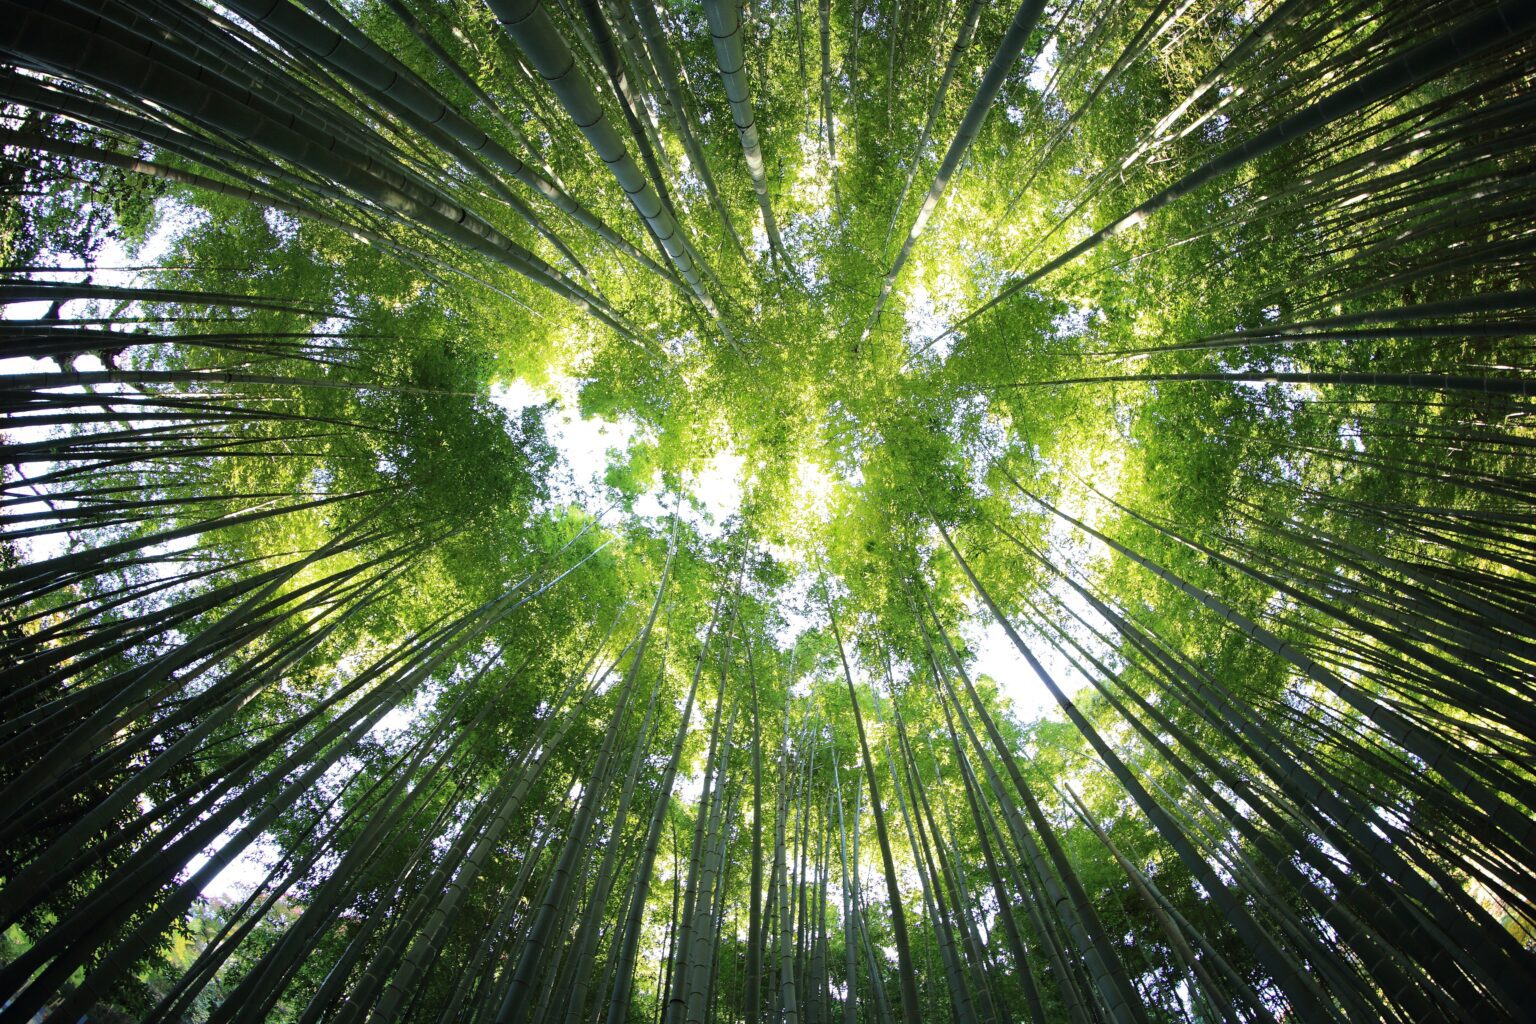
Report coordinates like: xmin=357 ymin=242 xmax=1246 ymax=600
xmin=901 ymin=279 xmax=950 ymax=359
xmin=794 ymin=131 xmax=835 ymax=211
xmin=1 ymin=351 xmax=108 ymax=565
xmin=490 ymin=374 xmax=752 ymax=545
xmin=183 ymin=828 xmax=279 ymax=904
xmin=2 ymin=227 xmax=182 ymax=561
xmin=1027 ymin=36 xmax=1060 ymax=94
xmin=748 ymin=217 xmax=771 ymax=259
xmin=942 ymin=407 xmax=1135 ymax=724
xmin=187 ymin=745 xmax=366 ymax=903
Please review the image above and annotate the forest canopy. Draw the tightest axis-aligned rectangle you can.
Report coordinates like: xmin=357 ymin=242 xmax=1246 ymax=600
xmin=2 ymin=0 xmax=1534 ymax=1022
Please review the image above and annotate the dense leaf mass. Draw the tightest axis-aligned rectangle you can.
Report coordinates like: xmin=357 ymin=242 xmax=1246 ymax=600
xmin=1 ymin=0 xmax=1534 ymax=1021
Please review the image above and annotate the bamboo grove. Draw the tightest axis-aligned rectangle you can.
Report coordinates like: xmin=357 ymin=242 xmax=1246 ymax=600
xmin=1 ymin=0 xmax=1533 ymax=1020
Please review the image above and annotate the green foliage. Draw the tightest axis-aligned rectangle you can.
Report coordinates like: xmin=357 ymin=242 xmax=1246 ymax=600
xmin=2 ymin=0 xmax=1533 ymax=1022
